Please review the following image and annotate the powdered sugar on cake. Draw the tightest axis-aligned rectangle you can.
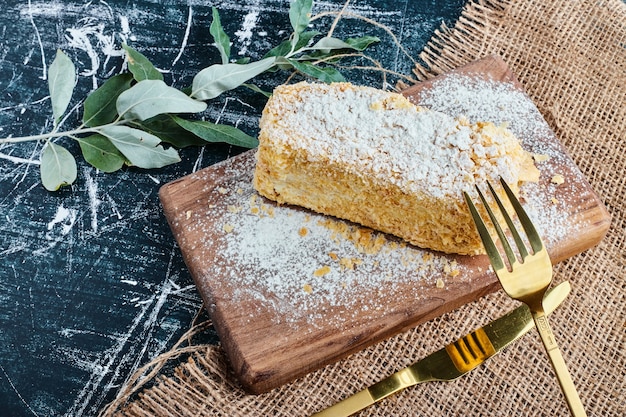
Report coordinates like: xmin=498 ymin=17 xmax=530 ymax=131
xmin=418 ymin=74 xmax=587 ymax=241
xmin=419 ymin=74 xmax=558 ymax=156
xmin=264 ymin=83 xmax=533 ymax=198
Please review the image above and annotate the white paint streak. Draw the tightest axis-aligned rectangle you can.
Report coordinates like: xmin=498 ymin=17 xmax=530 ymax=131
xmin=26 ymin=0 xmax=47 ymax=80
xmin=0 ymin=244 xmax=27 ymax=256
xmin=59 ymin=328 xmax=118 ymax=339
xmin=66 ymin=244 xmax=188 ymax=415
xmin=146 ymin=175 xmax=160 ymax=184
xmin=64 ymin=18 xmax=127 ymax=83
xmin=192 ymin=146 xmax=205 ymax=173
xmin=170 ymin=6 xmax=193 ymax=70
xmin=0 ymin=95 xmax=50 ymax=113
xmin=66 ymin=293 xmax=153 ymax=415
xmin=0 ymin=364 xmax=39 ymax=416
xmin=47 ymin=205 xmax=77 ymax=236
xmin=57 ymin=3 xmax=128 ymax=87
xmin=21 ymin=1 xmax=69 ymax=18
xmin=119 ymin=15 xmax=134 ymax=41
xmin=234 ymin=11 xmax=259 ymax=55
xmin=392 ymin=0 xmax=408 ymax=73
xmin=84 ymin=168 xmax=100 ymax=234
xmin=106 ymin=195 xmax=123 ymax=220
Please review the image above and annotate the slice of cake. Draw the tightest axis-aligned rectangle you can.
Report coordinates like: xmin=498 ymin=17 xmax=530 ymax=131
xmin=253 ymin=82 xmax=539 ymax=255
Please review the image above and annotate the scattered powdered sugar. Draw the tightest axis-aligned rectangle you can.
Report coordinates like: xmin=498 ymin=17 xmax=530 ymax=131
xmin=185 ymin=74 xmax=591 ymax=331
xmin=205 ymin=169 xmax=468 ymax=328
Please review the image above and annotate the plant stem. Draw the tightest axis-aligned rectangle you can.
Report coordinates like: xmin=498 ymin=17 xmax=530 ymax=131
xmin=0 ymin=122 xmax=122 ymax=144
xmin=327 ymin=0 xmax=351 ymax=37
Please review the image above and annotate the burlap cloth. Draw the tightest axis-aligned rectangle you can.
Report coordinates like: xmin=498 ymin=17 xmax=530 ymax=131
xmin=104 ymin=0 xmax=625 ymax=415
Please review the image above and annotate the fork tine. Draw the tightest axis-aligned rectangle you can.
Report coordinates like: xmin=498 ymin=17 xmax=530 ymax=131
xmin=499 ymin=178 xmax=544 ymax=253
xmin=475 ymin=185 xmax=518 ymax=269
xmin=486 ymin=181 xmax=529 ymax=260
xmin=463 ymin=191 xmax=505 ymax=271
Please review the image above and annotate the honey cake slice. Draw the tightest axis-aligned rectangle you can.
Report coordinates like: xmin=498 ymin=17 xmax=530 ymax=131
xmin=253 ymin=82 xmax=539 ymax=255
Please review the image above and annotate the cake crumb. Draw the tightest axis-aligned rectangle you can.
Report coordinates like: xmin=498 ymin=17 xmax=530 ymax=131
xmin=436 ymin=278 xmax=445 ymax=288
xmin=445 ymin=260 xmax=460 ymax=277
xmin=186 ymin=210 xmax=192 ymax=219
xmin=314 ymin=265 xmax=331 ymax=277
xmin=223 ymin=223 xmax=234 ymax=233
xmin=339 ymin=257 xmax=362 ymax=270
xmin=533 ymin=153 xmax=550 ymax=162
xmin=261 ymin=204 xmax=275 ymax=218
xmin=299 ymin=227 xmax=309 ymax=237
xmin=303 ymin=284 xmax=313 ymax=294
xmin=227 ymin=205 xmax=243 ymax=214
xmin=328 ymin=252 xmax=339 ymax=261
xmin=551 ymin=174 xmax=565 ymax=185
xmin=551 ymin=197 xmax=559 ymax=204
xmin=217 ymin=187 xmax=228 ymax=194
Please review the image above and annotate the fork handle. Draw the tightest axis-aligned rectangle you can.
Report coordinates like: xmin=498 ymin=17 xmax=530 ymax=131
xmin=532 ymin=311 xmax=587 ymax=417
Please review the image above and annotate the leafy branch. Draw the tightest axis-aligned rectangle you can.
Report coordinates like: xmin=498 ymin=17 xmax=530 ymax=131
xmin=0 ymin=0 xmax=380 ymax=191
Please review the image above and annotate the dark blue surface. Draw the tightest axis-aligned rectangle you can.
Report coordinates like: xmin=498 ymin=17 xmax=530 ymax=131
xmin=0 ymin=1 xmax=464 ymax=415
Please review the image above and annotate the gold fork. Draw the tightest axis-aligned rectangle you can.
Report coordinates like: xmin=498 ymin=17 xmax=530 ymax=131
xmin=464 ymin=178 xmax=586 ymax=417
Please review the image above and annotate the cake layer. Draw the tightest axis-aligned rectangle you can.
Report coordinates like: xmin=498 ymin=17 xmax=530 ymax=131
xmin=253 ymin=82 xmax=539 ymax=255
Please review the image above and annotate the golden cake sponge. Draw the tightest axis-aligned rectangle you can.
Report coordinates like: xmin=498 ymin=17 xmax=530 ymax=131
xmin=253 ymin=82 xmax=539 ymax=255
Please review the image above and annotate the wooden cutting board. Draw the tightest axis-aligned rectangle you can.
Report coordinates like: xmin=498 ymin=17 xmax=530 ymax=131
xmin=159 ymin=55 xmax=610 ymax=394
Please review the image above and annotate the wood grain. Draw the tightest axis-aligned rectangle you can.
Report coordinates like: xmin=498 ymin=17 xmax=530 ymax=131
xmin=159 ymin=55 xmax=610 ymax=394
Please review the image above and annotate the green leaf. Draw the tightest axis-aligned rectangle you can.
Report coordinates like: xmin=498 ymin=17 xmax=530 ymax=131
xmin=296 ymin=35 xmax=381 ymax=63
xmin=138 ymin=115 xmax=207 ymax=148
xmin=190 ymin=57 xmax=276 ymax=100
xmin=82 ymin=73 xmax=133 ymax=127
xmin=172 ymin=116 xmax=258 ymax=148
xmin=344 ymin=35 xmax=380 ymax=51
xmin=297 ymin=36 xmax=381 ymax=62
xmin=77 ymin=134 xmax=126 ymax=173
xmin=289 ymin=0 xmax=313 ymax=51
xmin=274 ymin=56 xmax=296 ymax=71
xmin=243 ymin=83 xmax=272 ymax=98
xmin=40 ymin=142 xmax=77 ymax=191
xmin=289 ymin=0 xmax=313 ymax=35
xmin=264 ymin=39 xmax=293 ymax=59
xmin=263 ymin=30 xmax=320 ymax=58
xmin=98 ymin=125 xmax=181 ymax=169
xmin=309 ymin=37 xmax=354 ymax=53
xmin=117 ymin=80 xmax=207 ymax=121
xmin=287 ymin=59 xmax=345 ymax=83
xmin=122 ymin=43 xmax=163 ymax=81
xmin=210 ymin=7 xmax=231 ymax=65
xmin=48 ymin=49 xmax=76 ymax=126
